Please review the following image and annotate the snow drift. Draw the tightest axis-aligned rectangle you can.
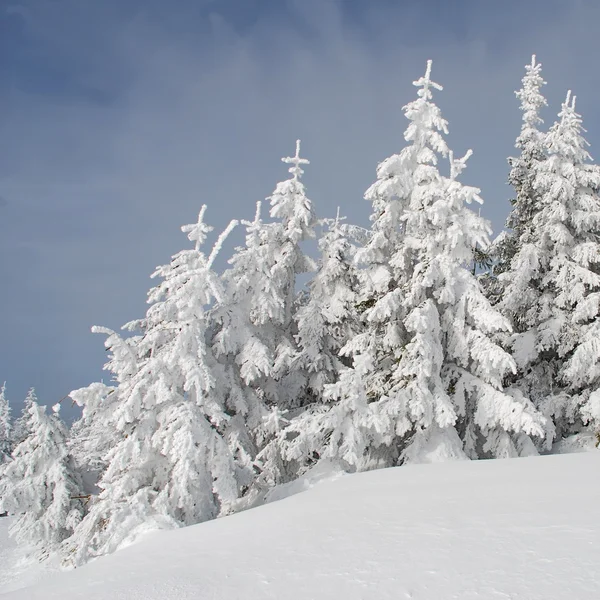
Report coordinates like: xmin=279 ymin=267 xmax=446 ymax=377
xmin=2 ymin=450 xmax=599 ymax=599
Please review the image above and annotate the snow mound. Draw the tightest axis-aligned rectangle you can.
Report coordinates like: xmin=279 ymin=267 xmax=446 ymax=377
xmin=2 ymin=451 xmax=600 ymax=599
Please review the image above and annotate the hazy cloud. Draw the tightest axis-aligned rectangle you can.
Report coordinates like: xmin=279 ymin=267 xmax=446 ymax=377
xmin=2 ymin=0 xmax=600 ymax=416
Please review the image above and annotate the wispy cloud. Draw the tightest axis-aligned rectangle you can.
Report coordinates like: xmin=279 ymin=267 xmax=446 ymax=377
xmin=2 ymin=0 xmax=600 ymax=412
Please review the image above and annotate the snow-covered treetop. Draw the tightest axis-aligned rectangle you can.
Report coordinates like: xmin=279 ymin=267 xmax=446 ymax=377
xmin=358 ymin=60 xmax=450 ymax=276
xmin=270 ymin=139 xmax=316 ymax=244
xmin=148 ymin=207 xmax=238 ymax=320
xmin=545 ymin=91 xmax=592 ymax=165
xmin=515 ymin=55 xmax=547 ymax=151
xmin=500 ymin=55 xmax=549 ymax=252
xmin=403 ymin=59 xmax=449 ymax=157
xmin=182 ymin=204 xmax=213 ymax=252
xmin=282 ymin=139 xmax=310 ymax=181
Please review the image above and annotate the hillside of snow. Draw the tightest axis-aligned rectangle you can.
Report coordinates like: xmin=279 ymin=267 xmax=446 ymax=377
xmin=1 ymin=451 xmax=599 ymax=599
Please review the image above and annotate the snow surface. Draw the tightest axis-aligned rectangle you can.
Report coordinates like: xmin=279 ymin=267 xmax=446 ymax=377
xmin=2 ymin=451 xmax=600 ymax=599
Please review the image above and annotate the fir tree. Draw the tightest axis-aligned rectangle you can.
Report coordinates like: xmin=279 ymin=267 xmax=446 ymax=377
xmin=11 ymin=387 xmax=37 ymax=447
xmin=218 ymin=141 xmax=317 ymax=416
xmin=66 ymin=208 xmax=247 ymax=566
xmin=493 ymin=55 xmax=548 ymax=278
xmin=267 ymin=140 xmax=318 ymax=409
xmin=0 ymin=401 xmax=84 ymax=559
xmin=210 ymin=201 xmax=283 ymax=490
xmin=369 ymin=62 xmax=545 ymax=461
xmin=293 ymin=210 xmax=361 ymax=400
xmin=0 ymin=382 xmax=11 ymax=462
xmin=279 ymin=61 xmax=545 ymax=472
xmin=500 ymin=91 xmax=600 ymax=444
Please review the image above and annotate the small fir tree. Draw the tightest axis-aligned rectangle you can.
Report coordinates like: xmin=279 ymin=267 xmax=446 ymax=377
xmin=0 ymin=401 xmax=84 ymax=559
xmin=293 ymin=210 xmax=361 ymax=400
xmin=0 ymin=383 xmax=11 ymax=462
xmin=11 ymin=387 xmax=37 ymax=447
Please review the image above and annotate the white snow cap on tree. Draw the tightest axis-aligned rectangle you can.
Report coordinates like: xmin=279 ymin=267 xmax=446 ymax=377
xmin=0 ymin=401 xmax=84 ymax=559
xmin=515 ymin=54 xmax=547 ymax=154
xmin=270 ymin=139 xmax=316 ymax=246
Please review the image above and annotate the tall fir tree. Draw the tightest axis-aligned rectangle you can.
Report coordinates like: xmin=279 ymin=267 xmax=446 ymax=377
xmin=66 ymin=208 xmax=251 ymax=566
xmin=215 ymin=142 xmax=318 ymax=492
xmin=493 ymin=55 xmax=548 ymax=278
xmin=266 ymin=140 xmax=318 ymax=410
xmin=499 ymin=91 xmax=600 ymax=444
xmin=279 ymin=61 xmax=545 ymax=473
xmin=0 ymin=401 xmax=84 ymax=559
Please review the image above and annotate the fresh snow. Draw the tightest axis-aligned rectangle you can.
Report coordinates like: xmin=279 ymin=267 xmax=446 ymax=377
xmin=1 ymin=450 xmax=599 ymax=599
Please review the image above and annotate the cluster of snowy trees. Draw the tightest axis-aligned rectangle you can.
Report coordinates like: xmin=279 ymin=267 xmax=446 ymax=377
xmin=2 ymin=56 xmax=600 ymax=566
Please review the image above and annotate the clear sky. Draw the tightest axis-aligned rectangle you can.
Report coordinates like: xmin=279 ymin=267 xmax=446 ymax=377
xmin=1 ymin=0 xmax=599 ymax=417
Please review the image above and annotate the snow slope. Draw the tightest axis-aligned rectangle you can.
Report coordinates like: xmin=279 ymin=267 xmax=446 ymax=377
xmin=2 ymin=451 xmax=600 ymax=599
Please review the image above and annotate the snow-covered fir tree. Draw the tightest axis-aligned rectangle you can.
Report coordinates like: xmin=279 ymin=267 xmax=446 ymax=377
xmin=0 ymin=401 xmax=84 ymax=559
xmin=215 ymin=201 xmax=281 ymax=417
xmin=217 ymin=141 xmax=316 ymax=417
xmin=493 ymin=55 xmax=548 ymax=278
xmin=210 ymin=202 xmax=281 ymax=489
xmin=0 ymin=382 xmax=11 ymax=462
xmin=279 ymin=61 xmax=545 ymax=472
xmin=293 ymin=210 xmax=362 ymax=400
xmin=265 ymin=140 xmax=317 ymax=409
xmin=373 ymin=62 xmax=545 ymax=461
xmin=256 ymin=211 xmax=365 ymax=482
xmin=11 ymin=387 xmax=37 ymax=447
xmin=498 ymin=90 xmax=600 ymax=445
xmin=66 ymin=208 xmax=250 ymax=566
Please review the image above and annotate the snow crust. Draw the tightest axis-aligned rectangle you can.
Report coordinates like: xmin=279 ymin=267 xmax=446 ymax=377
xmin=1 ymin=451 xmax=600 ymax=599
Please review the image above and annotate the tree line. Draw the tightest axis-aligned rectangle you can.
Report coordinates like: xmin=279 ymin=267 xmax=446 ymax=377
xmin=1 ymin=55 xmax=599 ymax=566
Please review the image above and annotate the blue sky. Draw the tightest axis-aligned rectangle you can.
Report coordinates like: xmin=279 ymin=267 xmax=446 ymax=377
xmin=1 ymin=0 xmax=600 ymax=418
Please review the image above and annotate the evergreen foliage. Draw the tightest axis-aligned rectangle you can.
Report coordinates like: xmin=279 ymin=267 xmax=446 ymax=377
xmin=0 ymin=401 xmax=83 ymax=559
xmin=8 ymin=55 xmax=600 ymax=568
xmin=66 ymin=208 xmax=246 ymax=566
xmin=0 ymin=383 xmax=11 ymax=462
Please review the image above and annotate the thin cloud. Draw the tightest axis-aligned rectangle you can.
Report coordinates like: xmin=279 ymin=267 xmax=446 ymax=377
xmin=2 ymin=0 xmax=600 ymax=412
